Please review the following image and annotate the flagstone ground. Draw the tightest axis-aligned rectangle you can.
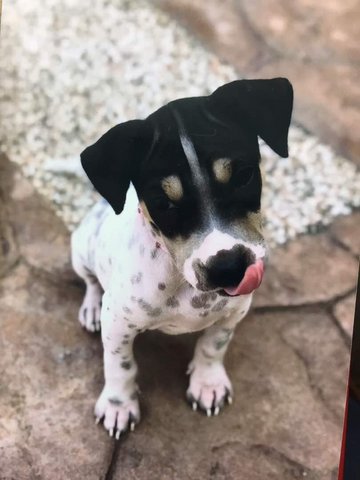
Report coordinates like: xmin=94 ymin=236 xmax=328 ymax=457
xmin=0 ymin=0 xmax=359 ymax=478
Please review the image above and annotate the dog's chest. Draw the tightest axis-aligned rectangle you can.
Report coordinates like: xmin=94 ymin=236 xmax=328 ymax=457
xmin=114 ymin=278 xmax=251 ymax=335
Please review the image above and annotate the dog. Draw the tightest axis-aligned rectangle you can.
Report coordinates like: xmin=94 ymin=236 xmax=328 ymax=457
xmin=71 ymin=78 xmax=293 ymax=439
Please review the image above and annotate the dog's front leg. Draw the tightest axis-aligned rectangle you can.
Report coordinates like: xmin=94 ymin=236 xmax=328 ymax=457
xmin=187 ymin=312 xmax=246 ymax=417
xmin=95 ymin=292 xmax=140 ymax=438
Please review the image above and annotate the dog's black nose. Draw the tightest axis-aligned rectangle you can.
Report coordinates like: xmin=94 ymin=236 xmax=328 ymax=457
xmin=206 ymin=246 xmax=255 ymax=289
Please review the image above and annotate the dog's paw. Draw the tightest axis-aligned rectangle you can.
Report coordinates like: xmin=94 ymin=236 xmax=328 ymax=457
xmin=94 ymin=387 xmax=140 ymax=439
xmin=186 ymin=362 xmax=233 ymax=417
xmin=79 ymin=284 xmax=102 ymax=332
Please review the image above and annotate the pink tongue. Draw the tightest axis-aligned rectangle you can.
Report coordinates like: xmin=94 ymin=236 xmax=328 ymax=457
xmin=224 ymin=260 xmax=264 ymax=296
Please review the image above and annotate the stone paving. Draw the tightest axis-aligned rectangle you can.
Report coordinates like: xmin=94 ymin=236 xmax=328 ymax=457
xmin=0 ymin=152 xmax=357 ymax=479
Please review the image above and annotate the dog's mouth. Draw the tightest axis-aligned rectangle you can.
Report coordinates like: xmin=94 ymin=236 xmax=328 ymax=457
xmin=221 ymin=259 xmax=264 ymax=297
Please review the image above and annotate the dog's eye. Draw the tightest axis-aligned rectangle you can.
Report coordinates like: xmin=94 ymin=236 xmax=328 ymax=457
xmin=154 ymin=197 xmax=177 ymax=211
xmin=233 ymin=166 xmax=255 ymax=187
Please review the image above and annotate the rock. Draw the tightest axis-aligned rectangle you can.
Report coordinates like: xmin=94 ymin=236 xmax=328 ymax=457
xmin=0 ymin=267 xmax=113 ymax=480
xmin=330 ymin=212 xmax=360 ymax=256
xmin=334 ymin=293 xmax=357 ymax=338
xmin=254 ymin=233 xmax=358 ymax=308
xmin=0 ymin=154 xmax=74 ymax=282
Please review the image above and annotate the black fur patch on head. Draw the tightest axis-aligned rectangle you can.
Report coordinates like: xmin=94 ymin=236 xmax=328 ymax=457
xmin=81 ymin=79 xmax=292 ymax=241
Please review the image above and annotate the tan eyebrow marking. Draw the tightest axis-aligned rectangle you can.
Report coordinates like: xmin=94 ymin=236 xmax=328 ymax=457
xmin=139 ymin=200 xmax=153 ymax=222
xmin=161 ymin=175 xmax=184 ymax=201
xmin=212 ymin=158 xmax=232 ymax=183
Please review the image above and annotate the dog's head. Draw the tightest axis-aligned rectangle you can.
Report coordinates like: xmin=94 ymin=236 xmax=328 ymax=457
xmin=81 ymin=79 xmax=293 ymax=296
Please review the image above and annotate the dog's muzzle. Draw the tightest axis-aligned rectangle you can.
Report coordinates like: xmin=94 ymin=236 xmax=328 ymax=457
xmin=194 ymin=245 xmax=265 ymax=296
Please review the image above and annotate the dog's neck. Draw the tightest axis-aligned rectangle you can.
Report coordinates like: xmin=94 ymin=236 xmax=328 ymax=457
xmin=136 ymin=205 xmax=167 ymax=251
xmin=133 ymin=204 xmax=190 ymax=293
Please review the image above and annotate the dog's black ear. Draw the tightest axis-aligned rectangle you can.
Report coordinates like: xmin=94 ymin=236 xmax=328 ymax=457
xmin=209 ymin=78 xmax=293 ymax=157
xmin=81 ymin=120 xmax=152 ymax=214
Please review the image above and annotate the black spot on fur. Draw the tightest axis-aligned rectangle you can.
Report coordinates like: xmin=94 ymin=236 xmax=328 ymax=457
xmin=128 ymin=235 xmax=138 ymax=249
xmin=158 ymin=282 xmax=166 ymax=291
xmin=123 ymin=306 xmax=132 ymax=314
xmin=138 ymin=299 xmax=162 ymax=317
xmin=131 ymin=272 xmax=143 ymax=284
xmin=150 ymin=248 xmax=159 ymax=259
xmin=191 ymin=293 xmax=212 ymax=309
xmin=166 ymin=296 xmax=179 ymax=308
xmin=121 ymin=361 xmax=132 ymax=370
xmin=111 ymin=347 xmax=122 ymax=355
xmin=214 ymin=330 xmax=233 ymax=350
xmin=211 ymin=299 xmax=228 ymax=312
xmin=108 ymin=397 xmax=122 ymax=406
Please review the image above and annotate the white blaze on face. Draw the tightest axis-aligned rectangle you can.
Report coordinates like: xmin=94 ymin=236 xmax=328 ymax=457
xmin=171 ymin=108 xmax=266 ymax=289
xmin=173 ymin=108 xmax=215 ymax=222
xmin=183 ymin=228 xmax=266 ymax=288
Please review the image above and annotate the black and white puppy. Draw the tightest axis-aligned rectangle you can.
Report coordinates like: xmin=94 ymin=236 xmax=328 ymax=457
xmin=71 ymin=78 xmax=293 ymax=438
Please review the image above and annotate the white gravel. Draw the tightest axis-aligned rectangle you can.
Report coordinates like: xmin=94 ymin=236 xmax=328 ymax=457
xmin=1 ymin=0 xmax=359 ymax=246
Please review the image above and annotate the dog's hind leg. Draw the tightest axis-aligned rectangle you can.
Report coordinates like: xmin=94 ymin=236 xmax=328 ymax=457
xmin=71 ymin=236 xmax=103 ymax=333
